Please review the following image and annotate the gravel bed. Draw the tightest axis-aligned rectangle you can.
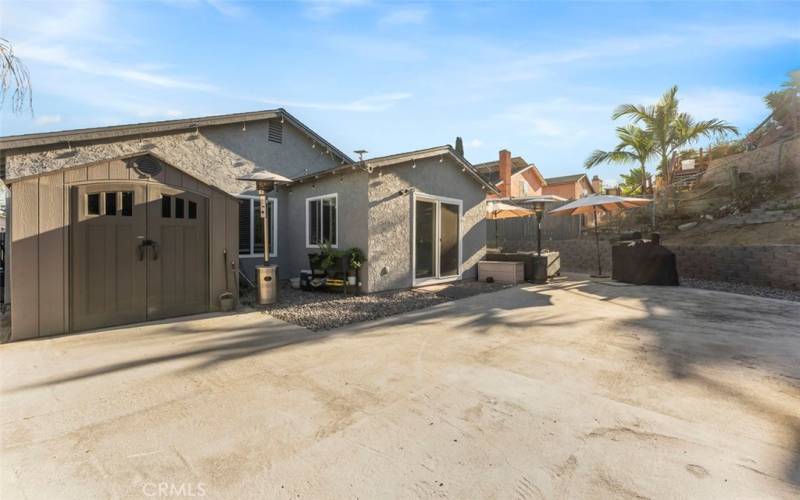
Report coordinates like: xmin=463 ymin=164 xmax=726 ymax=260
xmin=246 ymin=280 xmax=512 ymax=331
xmin=680 ymin=278 xmax=800 ymax=302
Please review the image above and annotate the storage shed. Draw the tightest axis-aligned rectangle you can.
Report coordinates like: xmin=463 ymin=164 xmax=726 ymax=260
xmin=6 ymin=152 xmax=239 ymax=341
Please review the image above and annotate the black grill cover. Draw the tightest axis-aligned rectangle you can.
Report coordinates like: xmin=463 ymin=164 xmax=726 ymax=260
xmin=612 ymin=241 xmax=679 ymax=286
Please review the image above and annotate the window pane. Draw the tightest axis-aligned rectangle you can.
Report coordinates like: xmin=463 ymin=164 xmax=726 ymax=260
xmin=440 ymin=203 xmax=460 ymax=276
xmin=175 ymin=197 xmax=185 ymax=218
xmin=105 ymin=192 xmax=117 ymax=215
xmin=121 ymin=192 xmax=133 ymax=216
xmin=268 ymin=200 xmax=274 ymax=255
xmin=322 ymin=197 xmax=336 ymax=245
xmin=415 ymin=200 xmax=435 ymax=279
xmin=238 ymin=199 xmax=251 ymax=254
xmin=162 ymin=195 xmax=172 ymax=218
xmin=308 ymin=199 xmax=321 ymax=246
xmin=254 ymin=199 xmax=264 ymax=254
xmin=188 ymin=200 xmax=197 ymax=219
xmin=87 ymin=193 xmax=100 ymax=215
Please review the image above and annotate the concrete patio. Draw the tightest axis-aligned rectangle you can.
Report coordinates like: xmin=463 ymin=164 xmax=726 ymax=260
xmin=1 ymin=275 xmax=798 ymax=498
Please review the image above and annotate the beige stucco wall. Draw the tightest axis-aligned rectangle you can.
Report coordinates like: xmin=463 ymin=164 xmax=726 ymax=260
xmin=366 ymin=156 xmax=487 ymax=292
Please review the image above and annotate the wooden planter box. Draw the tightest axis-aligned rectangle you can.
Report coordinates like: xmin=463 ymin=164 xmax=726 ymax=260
xmin=478 ymin=261 xmax=524 ymax=284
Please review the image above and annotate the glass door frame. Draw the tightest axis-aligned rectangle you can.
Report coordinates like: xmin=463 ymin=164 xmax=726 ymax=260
xmin=411 ymin=192 xmax=463 ymax=287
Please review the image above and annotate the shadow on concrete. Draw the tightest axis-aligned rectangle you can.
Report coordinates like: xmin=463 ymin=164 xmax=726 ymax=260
xmin=4 ymin=284 xmax=558 ymax=391
xmin=6 ymin=276 xmax=799 ymax=486
xmin=553 ymin=276 xmax=800 ymax=487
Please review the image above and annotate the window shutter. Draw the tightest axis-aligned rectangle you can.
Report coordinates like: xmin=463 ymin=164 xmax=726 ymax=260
xmin=238 ymin=199 xmax=251 ymax=253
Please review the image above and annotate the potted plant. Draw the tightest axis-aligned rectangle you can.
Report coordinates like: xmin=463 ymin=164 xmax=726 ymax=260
xmin=346 ymin=247 xmax=366 ymax=285
xmin=318 ymin=241 xmax=344 ymax=278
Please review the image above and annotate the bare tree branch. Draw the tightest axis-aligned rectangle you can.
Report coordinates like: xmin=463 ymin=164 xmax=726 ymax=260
xmin=0 ymin=37 xmax=33 ymax=115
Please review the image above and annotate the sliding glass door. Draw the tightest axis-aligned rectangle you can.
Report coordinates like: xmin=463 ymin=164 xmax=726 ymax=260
xmin=414 ymin=195 xmax=462 ymax=284
xmin=415 ymin=200 xmax=436 ymax=280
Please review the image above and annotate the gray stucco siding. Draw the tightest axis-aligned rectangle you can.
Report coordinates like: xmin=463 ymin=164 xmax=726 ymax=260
xmin=366 ymin=156 xmax=487 ymax=293
xmin=282 ymin=170 xmax=370 ymax=286
xmin=5 ymin=119 xmax=342 ymax=194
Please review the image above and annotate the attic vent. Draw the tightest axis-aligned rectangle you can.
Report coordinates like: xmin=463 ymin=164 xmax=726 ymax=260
xmin=132 ymin=156 xmax=163 ymax=177
xmin=268 ymin=119 xmax=283 ymax=144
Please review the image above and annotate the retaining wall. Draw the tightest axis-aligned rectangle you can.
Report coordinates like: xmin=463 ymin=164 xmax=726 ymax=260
xmin=505 ymin=239 xmax=800 ymax=290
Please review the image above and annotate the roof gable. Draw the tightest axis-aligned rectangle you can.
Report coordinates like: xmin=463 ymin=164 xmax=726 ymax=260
xmin=0 ymin=108 xmax=353 ymax=165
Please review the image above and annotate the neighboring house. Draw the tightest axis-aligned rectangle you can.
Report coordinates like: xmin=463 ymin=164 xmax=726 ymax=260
xmin=474 ymin=149 xmax=547 ymax=198
xmin=0 ymin=109 xmax=496 ymax=340
xmin=541 ymin=173 xmax=598 ymax=200
xmin=541 ymin=173 xmax=604 ymax=227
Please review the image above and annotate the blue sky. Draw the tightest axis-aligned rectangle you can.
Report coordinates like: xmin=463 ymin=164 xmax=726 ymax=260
xmin=1 ymin=0 xmax=798 ymax=185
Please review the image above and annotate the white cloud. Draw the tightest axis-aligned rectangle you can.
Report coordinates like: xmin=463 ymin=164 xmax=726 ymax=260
xmin=379 ymin=7 xmax=429 ymax=26
xmin=17 ymin=43 xmax=217 ymax=91
xmin=258 ymin=92 xmax=412 ymax=112
xmin=34 ymin=114 xmax=62 ymax=125
xmin=465 ymin=139 xmax=483 ymax=148
xmin=302 ymin=0 xmax=370 ymax=20
xmin=205 ymin=0 xmax=246 ymax=17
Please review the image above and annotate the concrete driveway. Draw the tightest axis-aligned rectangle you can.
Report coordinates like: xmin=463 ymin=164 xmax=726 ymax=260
xmin=2 ymin=276 xmax=799 ymax=499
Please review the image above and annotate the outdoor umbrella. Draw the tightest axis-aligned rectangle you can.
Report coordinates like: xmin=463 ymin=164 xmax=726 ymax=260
xmin=547 ymin=194 xmax=652 ymax=277
xmin=486 ymin=201 xmax=534 ymax=250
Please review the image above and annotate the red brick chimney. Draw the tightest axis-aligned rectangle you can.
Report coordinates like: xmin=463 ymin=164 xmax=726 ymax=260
xmin=591 ymin=175 xmax=603 ymax=194
xmin=499 ymin=149 xmax=512 ymax=197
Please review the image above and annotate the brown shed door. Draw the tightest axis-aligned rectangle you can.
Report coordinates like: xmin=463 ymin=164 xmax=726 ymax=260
xmin=146 ymin=186 xmax=208 ymax=320
xmin=71 ymin=183 xmax=209 ymax=332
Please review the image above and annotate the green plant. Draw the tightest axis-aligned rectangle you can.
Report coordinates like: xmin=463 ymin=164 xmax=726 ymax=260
xmin=346 ymin=247 xmax=366 ymax=271
xmin=612 ymin=85 xmax=739 ymax=184
xmin=764 ymin=70 xmax=799 ymax=133
xmin=585 ymin=125 xmax=655 ymax=194
xmin=318 ymin=241 xmax=344 ymax=274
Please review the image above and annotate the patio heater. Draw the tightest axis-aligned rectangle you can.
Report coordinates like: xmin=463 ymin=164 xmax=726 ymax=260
xmin=531 ymin=199 xmax=546 ymax=256
xmin=237 ymin=171 xmax=291 ymax=305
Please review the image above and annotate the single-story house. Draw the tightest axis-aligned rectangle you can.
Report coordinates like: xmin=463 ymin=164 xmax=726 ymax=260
xmin=0 ymin=109 xmax=496 ymax=341
xmin=474 ymin=149 xmax=547 ymax=198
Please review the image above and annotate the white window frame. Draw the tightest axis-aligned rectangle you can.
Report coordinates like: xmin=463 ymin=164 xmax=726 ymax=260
xmin=237 ymin=195 xmax=278 ymax=258
xmin=305 ymin=193 xmax=338 ymax=249
xmin=411 ymin=191 xmax=463 ymax=287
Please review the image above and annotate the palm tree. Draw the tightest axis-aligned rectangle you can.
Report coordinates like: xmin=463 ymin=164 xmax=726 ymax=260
xmin=764 ymin=70 xmax=799 ymax=134
xmin=612 ymin=86 xmax=738 ymax=184
xmin=584 ymin=124 xmax=654 ymax=195
xmin=618 ymin=167 xmax=650 ymax=195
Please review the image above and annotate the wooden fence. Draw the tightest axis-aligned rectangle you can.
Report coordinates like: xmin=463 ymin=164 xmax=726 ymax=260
xmin=487 ymin=201 xmax=583 ymax=248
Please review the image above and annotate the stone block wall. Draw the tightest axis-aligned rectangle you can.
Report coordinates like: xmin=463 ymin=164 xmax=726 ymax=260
xmin=701 ymin=135 xmax=800 ymax=187
xmin=505 ymin=239 xmax=800 ymax=290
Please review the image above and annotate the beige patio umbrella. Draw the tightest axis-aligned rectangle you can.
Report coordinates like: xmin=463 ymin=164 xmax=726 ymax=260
xmin=486 ymin=201 xmax=534 ymax=219
xmin=548 ymin=194 xmax=652 ymax=277
xmin=486 ymin=201 xmax=534 ymax=250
